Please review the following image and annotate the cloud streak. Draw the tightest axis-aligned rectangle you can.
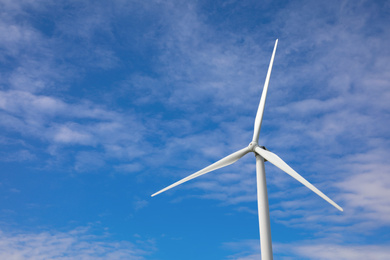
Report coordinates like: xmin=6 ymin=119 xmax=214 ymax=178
xmin=0 ymin=227 xmax=153 ymax=260
xmin=0 ymin=90 xmax=147 ymax=171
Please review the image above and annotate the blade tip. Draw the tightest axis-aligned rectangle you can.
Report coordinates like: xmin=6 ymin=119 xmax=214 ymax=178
xmin=334 ymin=203 xmax=343 ymax=212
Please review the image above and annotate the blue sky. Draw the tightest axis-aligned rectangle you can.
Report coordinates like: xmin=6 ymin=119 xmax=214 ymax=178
xmin=0 ymin=0 xmax=389 ymax=259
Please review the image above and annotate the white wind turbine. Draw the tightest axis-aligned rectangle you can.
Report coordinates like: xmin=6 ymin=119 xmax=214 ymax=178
xmin=152 ymin=39 xmax=343 ymax=260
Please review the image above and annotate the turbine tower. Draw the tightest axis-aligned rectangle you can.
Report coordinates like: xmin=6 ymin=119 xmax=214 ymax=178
xmin=152 ymin=39 xmax=343 ymax=260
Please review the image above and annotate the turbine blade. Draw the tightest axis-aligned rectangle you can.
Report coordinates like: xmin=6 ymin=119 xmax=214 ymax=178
xmin=151 ymin=147 xmax=250 ymax=197
xmin=254 ymin=146 xmax=343 ymax=212
xmin=252 ymin=39 xmax=278 ymax=143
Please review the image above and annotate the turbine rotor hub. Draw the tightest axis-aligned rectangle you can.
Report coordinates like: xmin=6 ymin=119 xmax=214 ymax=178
xmin=248 ymin=142 xmax=259 ymax=152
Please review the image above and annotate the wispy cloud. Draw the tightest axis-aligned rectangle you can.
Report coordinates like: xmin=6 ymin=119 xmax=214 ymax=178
xmin=0 ymin=90 xmax=147 ymax=171
xmin=278 ymin=242 xmax=390 ymax=260
xmin=224 ymin=239 xmax=260 ymax=260
xmin=0 ymin=226 xmax=154 ymax=260
xmin=336 ymin=148 xmax=390 ymax=227
xmin=225 ymin=239 xmax=390 ymax=260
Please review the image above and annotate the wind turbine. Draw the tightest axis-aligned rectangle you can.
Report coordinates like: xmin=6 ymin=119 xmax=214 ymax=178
xmin=152 ymin=39 xmax=343 ymax=260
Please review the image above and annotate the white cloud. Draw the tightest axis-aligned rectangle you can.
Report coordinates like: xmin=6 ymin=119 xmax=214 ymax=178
xmin=0 ymin=90 xmax=147 ymax=170
xmin=0 ymin=149 xmax=36 ymax=162
xmin=0 ymin=90 xmax=65 ymax=117
xmin=54 ymin=125 xmax=95 ymax=145
xmin=225 ymin=240 xmax=390 ymax=260
xmin=223 ymin=239 xmax=260 ymax=260
xmin=280 ymin=242 xmax=390 ymax=260
xmin=274 ymin=98 xmax=344 ymax=118
xmin=340 ymin=172 xmax=390 ymax=221
xmin=0 ymin=227 xmax=153 ymax=260
xmin=74 ymin=151 xmax=106 ymax=172
xmin=335 ymin=148 xmax=390 ymax=227
xmin=115 ymin=163 xmax=144 ymax=174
